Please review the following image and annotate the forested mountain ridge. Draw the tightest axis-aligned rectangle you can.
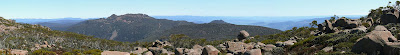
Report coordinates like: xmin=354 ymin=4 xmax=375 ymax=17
xmin=66 ymin=14 xmax=282 ymax=42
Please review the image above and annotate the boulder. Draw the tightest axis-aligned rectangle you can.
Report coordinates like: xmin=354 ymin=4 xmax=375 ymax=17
xmin=202 ymin=45 xmax=220 ymax=55
xmin=238 ymin=30 xmax=250 ymax=41
xmin=187 ymin=45 xmax=203 ymax=55
xmin=339 ymin=26 xmax=367 ymax=34
xmin=131 ymin=47 xmax=148 ymax=54
xmin=148 ymin=47 xmax=174 ymax=55
xmin=322 ymin=46 xmax=333 ymax=52
xmin=175 ymin=48 xmax=186 ymax=55
xmin=253 ymin=42 xmax=266 ymax=49
xmin=262 ymin=44 xmax=277 ymax=51
xmin=244 ymin=49 xmax=262 ymax=55
xmin=351 ymin=25 xmax=400 ymax=55
xmin=380 ymin=9 xmax=400 ymax=24
xmin=152 ymin=40 xmax=172 ymax=48
xmin=225 ymin=42 xmax=253 ymax=54
xmin=101 ymin=51 xmax=130 ymax=55
xmin=333 ymin=18 xmax=362 ymax=29
xmin=318 ymin=20 xmax=338 ymax=33
xmin=275 ymin=40 xmax=297 ymax=47
xmin=283 ymin=40 xmax=297 ymax=46
xmin=10 ymin=49 xmax=28 ymax=55
xmin=143 ymin=51 xmax=153 ymax=55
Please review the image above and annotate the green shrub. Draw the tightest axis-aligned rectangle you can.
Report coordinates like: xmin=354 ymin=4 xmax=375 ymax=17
xmin=362 ymin=23 xmax=370 ymax=27
xmin=32 ymin=49 xmax=57 ymax=55
xmin=83 ymin=49 xmax=102 ymax=55
xmin=261 ymin=39 xmax=277 ymax=44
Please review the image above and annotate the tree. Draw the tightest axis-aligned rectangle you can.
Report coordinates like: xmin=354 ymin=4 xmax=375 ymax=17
xmin=389 ymin=1 xmax=392 ymax=6
xmin=310 ymin=20 xmax=318 ymax=27
xmin=329 ymin=15 xmax=338 ymax=22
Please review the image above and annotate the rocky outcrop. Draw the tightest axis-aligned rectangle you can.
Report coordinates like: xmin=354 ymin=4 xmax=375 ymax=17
xmin=148 ymin=47 xmax=175 ymax=55
xmin=333 ymin=18 xmax=362 ymax=29
xmin=317 ymin=17 xmax=369 ymax=34
xmin=380 ymin=9 xmax=400 ymax=24
xmin=202 ymin=45 xmax=220 ymax=55
xmin=318 ymin=20 xmax=337 ymax=33
xmin=101 ymin=51 xmax=130 ymax=55
xmin=351 ymin=25 xmax=400 ymax=55
xmin=152 ymin=40 xmax=172 ymax=48
xmin=175 ymin=45 xmax=203 ymax=55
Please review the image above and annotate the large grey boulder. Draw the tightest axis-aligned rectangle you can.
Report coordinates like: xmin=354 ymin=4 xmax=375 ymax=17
xmin=238 ymin=30 xmax=250 ymax=41
xmin=244 ymin=49 xmax=262 ymax=55
xmin=202 ymin=45 xmax=220 ymax=55
xmin=351 ymin=25 xmax=400 ymax=55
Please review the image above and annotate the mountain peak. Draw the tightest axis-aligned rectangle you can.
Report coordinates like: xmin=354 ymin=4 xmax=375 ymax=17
xmin=107 ymin=13 xmax=152 ymax=19
xmin=209 ymin=20 xmax=230 ymax=24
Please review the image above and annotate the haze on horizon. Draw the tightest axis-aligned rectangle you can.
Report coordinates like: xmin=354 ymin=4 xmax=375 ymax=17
xmin=0 ymin=0 xmax=397 ymax=18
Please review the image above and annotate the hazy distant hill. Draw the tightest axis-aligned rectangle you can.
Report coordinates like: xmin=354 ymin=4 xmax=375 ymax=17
xmin=13 ymin=18 xmax=95 ymax=31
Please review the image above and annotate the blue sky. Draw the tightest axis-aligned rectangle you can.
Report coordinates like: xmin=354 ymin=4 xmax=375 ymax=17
xmin=0 ymin=0 xmax=397 ymax=18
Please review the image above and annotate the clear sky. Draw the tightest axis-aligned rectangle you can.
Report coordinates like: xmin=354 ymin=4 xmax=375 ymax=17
xmin=0 ymin=0 xmax=397 ymax=18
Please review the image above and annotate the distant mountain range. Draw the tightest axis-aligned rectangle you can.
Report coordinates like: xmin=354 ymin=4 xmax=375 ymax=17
xmin=12 ymin=15 xmax=364 ymax=31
